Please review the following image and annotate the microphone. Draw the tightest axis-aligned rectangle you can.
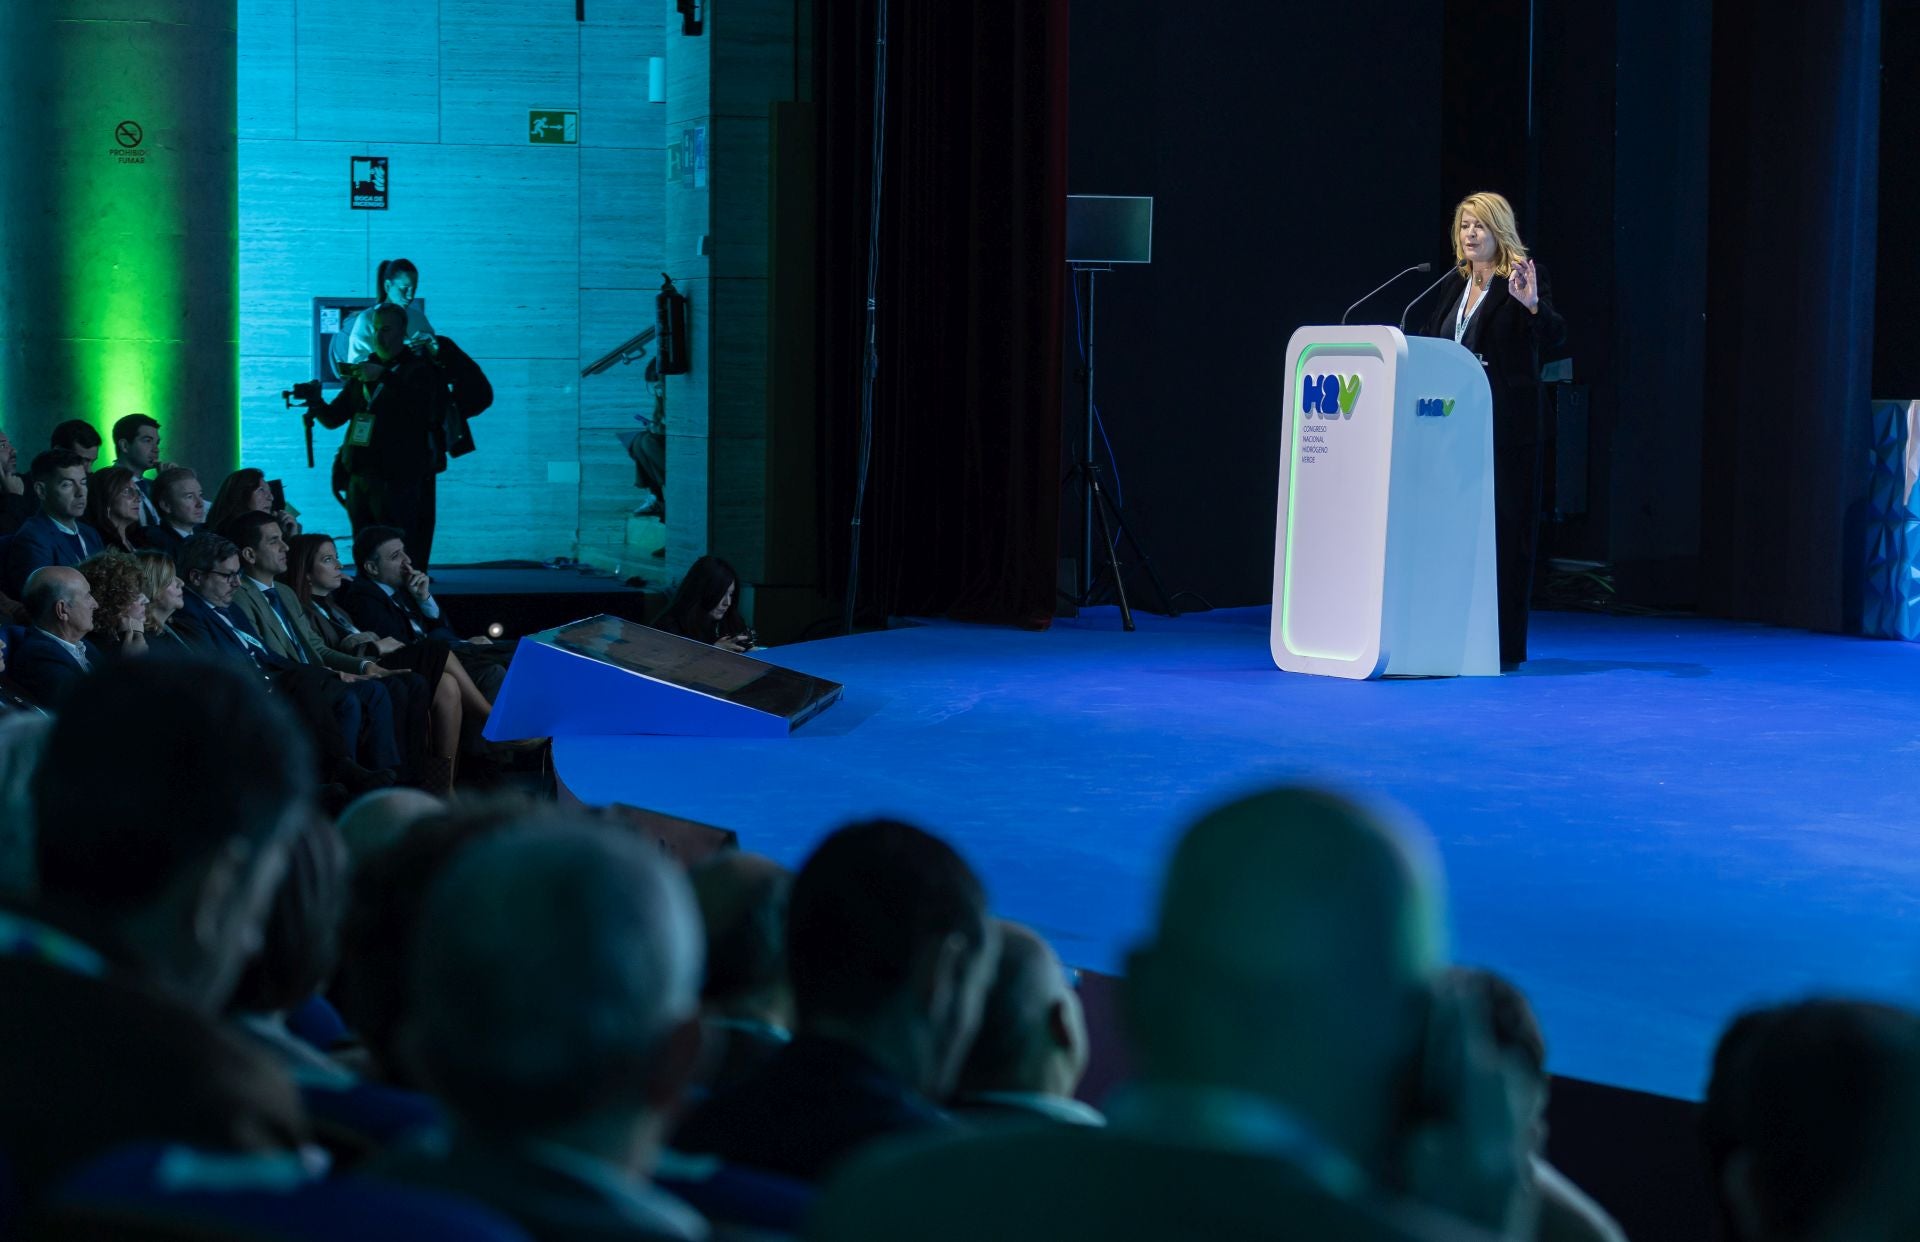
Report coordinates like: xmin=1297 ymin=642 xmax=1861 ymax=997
xmin=1398 ymin=265 xmax=1459 ymax=333
xmin=1341 ymin=262 xmax=1431 ymax=325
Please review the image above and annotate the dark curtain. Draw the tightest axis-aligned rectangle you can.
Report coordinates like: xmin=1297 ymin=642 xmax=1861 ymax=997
xmin=816 ymin=0 xmax=1070 ymax=629
xmin=1700 ymin=0 xmax=1880 ymax=631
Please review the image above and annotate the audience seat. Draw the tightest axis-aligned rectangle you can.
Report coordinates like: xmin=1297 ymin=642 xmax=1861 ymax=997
xmin=43 ymin=1142 xmax=531 ymax=1242
xmin=654 ymin=1149 xmax=815 ymax=1234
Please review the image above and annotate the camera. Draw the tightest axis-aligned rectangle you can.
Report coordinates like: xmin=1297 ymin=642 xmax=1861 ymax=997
xmin=282 ymin=380 xmax=324 ymax=408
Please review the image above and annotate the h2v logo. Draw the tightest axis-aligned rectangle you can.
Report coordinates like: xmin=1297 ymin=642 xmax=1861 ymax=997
xmin=1415 ymin=398 xmax=1456 ymax=418
xmin=1301 ymin=373 xmax=1361 ymax=418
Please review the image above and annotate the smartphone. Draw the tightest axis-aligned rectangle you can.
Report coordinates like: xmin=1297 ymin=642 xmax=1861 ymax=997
xmin=268 ymin=478 xmax=287 ymax=511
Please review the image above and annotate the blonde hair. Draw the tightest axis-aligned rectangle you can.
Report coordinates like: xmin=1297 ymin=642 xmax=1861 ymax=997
xmin=1452 ymin=191 xmax=1528 ymax=279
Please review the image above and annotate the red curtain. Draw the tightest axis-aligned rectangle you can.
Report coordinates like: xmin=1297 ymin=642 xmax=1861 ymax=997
xmin=816 ymin=0 xmax=1071 ymax=629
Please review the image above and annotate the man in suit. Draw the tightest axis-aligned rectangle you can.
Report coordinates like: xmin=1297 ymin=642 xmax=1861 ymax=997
xmin=808 ymin=788 xmax=1532 ymax=1242
xmin=672 ymin=820 xmax=1000 ymax=1183
xmin=171 ymin=533 xmax=400 ymax=792
xmin=948 ymin=920 xmax=1100 ymax=1127
xmin=9 ymin=567 xmax=104 ymax=709
xmin=224 ymin=511 xmax=379 ymax=677
xmin=110 ymin=413 xmax=163 ymax=527
xmin=0 ymin=424 xmax=34 ymax=535
xmin=378 ymin=817 xmax=708 ymax=1242
xmin=689 ymin=852 xmax=796 ymax=1095
xmin=49 ymin=418 xmax=101 ymax=468
xmin=339 ymin=524 xmax=508 ymax=698
xmin=2 ymin=449 xmax=104 ymax=599
xmin=0 ymin=659 xmax=311 ymax=1204
xmin=144 ymin=466 xmax=206 ymax=554
xmin=338 ymin=525 xmax=466 ymax=646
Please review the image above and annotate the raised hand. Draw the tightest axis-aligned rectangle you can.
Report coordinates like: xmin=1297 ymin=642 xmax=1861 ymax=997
xmin=1509 ymin=258 xmax=1539 ymax=310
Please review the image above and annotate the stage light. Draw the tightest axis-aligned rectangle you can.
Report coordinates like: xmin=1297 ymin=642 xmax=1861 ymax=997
xmin=487 ymin=622 xmax=506 ymax=639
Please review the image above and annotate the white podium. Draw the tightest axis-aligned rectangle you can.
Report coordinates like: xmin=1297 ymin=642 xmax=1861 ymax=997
xmin=1269 ymin=325 xmax=1499 ymax=679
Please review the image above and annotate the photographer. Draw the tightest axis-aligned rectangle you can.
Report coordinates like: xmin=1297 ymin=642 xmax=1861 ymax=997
xmin=309 ymin=308 xmax=442 ymax=567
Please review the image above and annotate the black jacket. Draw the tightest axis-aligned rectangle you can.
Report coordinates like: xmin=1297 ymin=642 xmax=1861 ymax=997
xmin=670 ymin=1034 xmax=954 ymax=1183
xmin=1414 ymin=267 xmax=1567 ymax=439
xmin=321 ymin=354 xmax=455 ymax=480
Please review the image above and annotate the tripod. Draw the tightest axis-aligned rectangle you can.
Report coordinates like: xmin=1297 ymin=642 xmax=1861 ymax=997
xmin=1064 ymin=264 xmax=1175 ymax=631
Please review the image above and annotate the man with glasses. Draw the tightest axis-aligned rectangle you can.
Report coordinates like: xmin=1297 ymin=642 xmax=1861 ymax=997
xmin=171 ymin=533 xmax=399 ymax=795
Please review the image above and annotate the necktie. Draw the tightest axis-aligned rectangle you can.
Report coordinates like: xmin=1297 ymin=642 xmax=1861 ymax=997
xmin=216 ymin=607 xmax=273 ymax=667
xmin=262 ymin=588 xmax=312 ymax=663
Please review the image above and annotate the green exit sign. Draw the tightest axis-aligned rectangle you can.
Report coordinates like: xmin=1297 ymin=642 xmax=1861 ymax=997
xmin=528 ymin=110 xmax=578 ymax=144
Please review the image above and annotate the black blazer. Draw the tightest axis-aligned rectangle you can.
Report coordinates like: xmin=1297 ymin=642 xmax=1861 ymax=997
xmin=6 ymin=627 xmax=103 ymax=709
xmin=319 ymin=352 xmax=456 ymax=481
xmin=670 ymin=1034 xmax=955 ymax=1183
xmin=1414 ymin=266 xmax=1567 ymax=439
xmin=336 ymin=576 xmax=458 ymax=645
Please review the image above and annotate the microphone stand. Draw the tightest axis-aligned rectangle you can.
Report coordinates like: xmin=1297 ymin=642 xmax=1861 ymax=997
xmin=1342 ymin=262 xmax=1430 ymax=325
xmin=1399 ymin=266 xmax=1459 ymax=334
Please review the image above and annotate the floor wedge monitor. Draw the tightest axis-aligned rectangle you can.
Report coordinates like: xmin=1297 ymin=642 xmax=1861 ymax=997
xmin=484 ymin=614 xmax=844 ymax=740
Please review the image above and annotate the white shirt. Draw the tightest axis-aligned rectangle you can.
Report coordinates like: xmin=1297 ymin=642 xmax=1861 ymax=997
xmin=38 ymin=627 xmax=91 ymax=672
xmin=374 ymin=578 xmax=441 ymax=621
xmin=343 ymin=302 xmax=437 ymax=364
xmin=1454 ymin=277 xmax=1488 ymax=344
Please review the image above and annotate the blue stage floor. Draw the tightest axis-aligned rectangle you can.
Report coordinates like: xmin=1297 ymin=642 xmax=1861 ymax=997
xmin=553 ymin=607 xmax=1920 ymax=1100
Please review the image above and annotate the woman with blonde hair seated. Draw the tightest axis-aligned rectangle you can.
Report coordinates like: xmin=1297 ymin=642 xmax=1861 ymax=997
xmin=132 ymin=549 xmax=194 ymax=656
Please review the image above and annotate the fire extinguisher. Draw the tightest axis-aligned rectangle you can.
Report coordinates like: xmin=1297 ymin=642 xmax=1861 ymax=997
xmin=657 ymin=273 xmax=690 ymax=375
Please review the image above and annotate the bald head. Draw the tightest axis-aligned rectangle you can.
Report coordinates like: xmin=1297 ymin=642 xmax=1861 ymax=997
xmin=957 ymin=920 xmax=1088 ymax=1099
xmin=1124 ymin=786 xmax=1446 ymax=1162
xmin=404 ymin=817 xmax=704 ymax=1131
xmin=24 ymin=566 xmax=96 ymax=640
xmin=1152 ymin=786 xmax=1444 ymax=987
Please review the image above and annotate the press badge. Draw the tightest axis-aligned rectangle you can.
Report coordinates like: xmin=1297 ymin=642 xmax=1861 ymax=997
xmin=346 ymin=411 xmax=375 ymax=447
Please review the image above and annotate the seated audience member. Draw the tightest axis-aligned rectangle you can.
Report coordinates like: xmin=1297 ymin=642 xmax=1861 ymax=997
xmin=284 ymin=531 xmax=482 ymax=791
xmin=171 ymin=532 xmax=401 ymax=795
xmin=808 ymin=787 xmax=1533 ymax=1242
xmin=0 ymin=628 xmax=48 ymax=718
xmin=50 ymin=418 xmax=102 ymax=468
xmin=133 ymin=548 xmax=194 ymax=655
xmin=378 ymin=819 xmax=708 ymax=1242
xmin=339 ymin=526 xmax=497 ymax=657
xmin=0 ymin=424 xmax=34 ymax=534
xmin=1452 ymin=968 xmax=1625 ymax=1242
xmin=227 ymin=817 xmax=355 ymax=1088
xmin=225 ymin=510 xmax=448 ymax=790
xmin=333 ymin=787 xmax=444 ymax=874
xmin=0 ymin=712 xmax=52 ymax=893
xmin=84 ymin=464 xmax=147 ymax=552
xmin=652 ymin=555 xmax=753 ymax=652
xmin=2 ymin=450 xmax=104 ymax=600
xmin=672 ymin=819 xmax=1000 ymax=1183
xmin=332 ymin=797 xmax=537 ymax=1085
xmin=0 ymin=660 xmax=311 ymax=1203
xmin=1703 ymin=999 xmax=1920 ymax=1242
xmin=77 ymin=550 xmax=150 ymax=660
xmin=949 ymin=920 xmax=1099 ymax=1127
xmin=145 ymin=465 xmax=207 ymax=554
xmin=209 ymin=466 xmax=301 ymax=540
xmin=689 ymin=852 xmax=795 ymax=1094
xmin=109 ymin=413 xmax=164 ymax=525
xmin=10 ymin=567 xmax=104 ymax=708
